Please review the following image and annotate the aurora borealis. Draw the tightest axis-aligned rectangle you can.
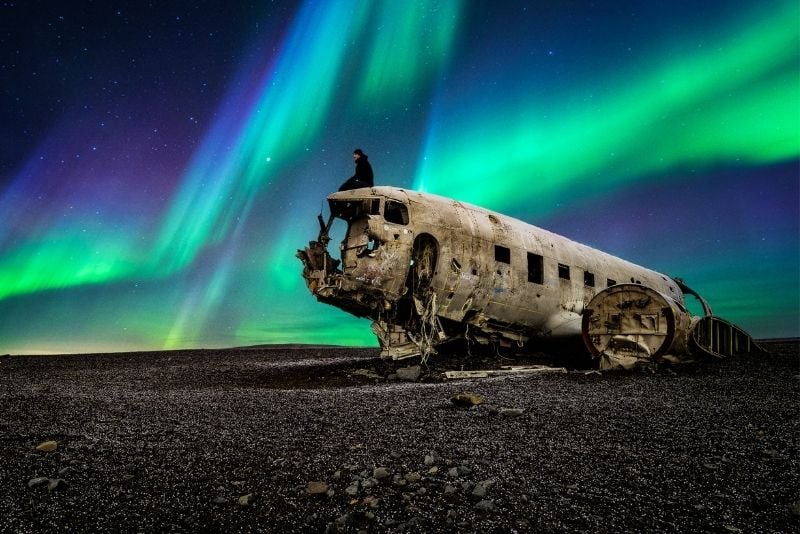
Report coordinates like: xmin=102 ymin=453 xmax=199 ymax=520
xmin=1 ymin=1 xmax=797 ymax=354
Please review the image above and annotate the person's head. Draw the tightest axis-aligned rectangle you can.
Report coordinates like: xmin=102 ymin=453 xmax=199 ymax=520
xmin=353 ymin=148 xmax=365 ymax=161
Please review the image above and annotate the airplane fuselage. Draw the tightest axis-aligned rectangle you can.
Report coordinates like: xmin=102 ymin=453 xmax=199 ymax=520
xmin=298 ymin=186 xmax=754 ymax=367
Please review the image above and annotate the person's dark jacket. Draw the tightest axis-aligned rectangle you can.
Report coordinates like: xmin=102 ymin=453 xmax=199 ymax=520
xmin=339 ymin=156 xmax=374 ymax=191
xmin=354 ymin=156 xmax=374 ymax=186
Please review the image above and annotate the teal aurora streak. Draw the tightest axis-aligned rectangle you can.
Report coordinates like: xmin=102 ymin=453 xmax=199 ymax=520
xmin=0 ymin=0 xmax=797 ymax=354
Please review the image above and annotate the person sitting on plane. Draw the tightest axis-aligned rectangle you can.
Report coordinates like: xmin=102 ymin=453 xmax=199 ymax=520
xmin=338 ymin=148 xmax=374 ymax=191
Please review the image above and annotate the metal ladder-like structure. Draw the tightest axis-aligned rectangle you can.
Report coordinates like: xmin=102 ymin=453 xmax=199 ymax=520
xmin=690 ymin=316 xmax=762 ymax=359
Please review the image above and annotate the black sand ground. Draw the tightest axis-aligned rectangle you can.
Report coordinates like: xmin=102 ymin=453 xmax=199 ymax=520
xmin=0 ymin=341 xmax=797 ymax=533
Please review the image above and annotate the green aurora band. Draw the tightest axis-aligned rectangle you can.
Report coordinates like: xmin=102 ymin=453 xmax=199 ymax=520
xmin=413 ymin=2 xmax=799 ymax=211
xmin=0 ymin=1 xmax=797 ymax=353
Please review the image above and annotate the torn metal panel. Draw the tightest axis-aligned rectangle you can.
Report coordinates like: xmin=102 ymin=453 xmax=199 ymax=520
xmin=582 ymin=283 xmax=693 ymax=369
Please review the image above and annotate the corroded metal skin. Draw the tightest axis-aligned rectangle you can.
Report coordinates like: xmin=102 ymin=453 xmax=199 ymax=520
xmin=298 ymin=186 xmax=757 ymax=367
xmin=582 ymin=284 xmax=693 ymax=369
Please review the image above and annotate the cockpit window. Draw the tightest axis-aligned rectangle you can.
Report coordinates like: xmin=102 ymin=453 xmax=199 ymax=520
xmin=368 ymin=198 xmax=380 ymax=215
xmin=384 ymin=200 xmax=409 ymax=225
xmin=330 ymin=198 xmax=378 ymax=221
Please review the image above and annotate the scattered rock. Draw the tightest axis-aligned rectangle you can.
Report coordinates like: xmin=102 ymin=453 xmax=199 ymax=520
xmin=27 ymin=477 xmax=49 ymax=488
xmin=451 ymin=393 xmax=484 ymax=407
xmin=447 ymin=465 xmax=472 ymax=477
xmin=345 ymin=483 xmax=359 ymax=496
xmin=472 ymin=480 xmax=494 ymax=498
xmin=373 ymin=467 xmax=391 ymax=480
xmin=2 ymin=341 xmax=796 ymax=532
xmin=474 ymin=499 xmax=498 ymax=513
xmin=35 ymin=440 xmax=58 ymax=453
xmin=306 ymin=481 xmax=329 ymax=495
xmin=396 ymin=365 xmax=421 ymax=381
xmin=404 ymin=472 xmax=422 ymax=483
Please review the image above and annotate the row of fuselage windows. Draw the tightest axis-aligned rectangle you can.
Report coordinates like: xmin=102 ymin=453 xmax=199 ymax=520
xmin=494 ymin=245 xmax=617 ymax=288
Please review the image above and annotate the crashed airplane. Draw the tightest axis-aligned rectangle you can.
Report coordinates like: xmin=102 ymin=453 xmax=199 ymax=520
xmin=298 ymin=186 xmax=758 ymax=369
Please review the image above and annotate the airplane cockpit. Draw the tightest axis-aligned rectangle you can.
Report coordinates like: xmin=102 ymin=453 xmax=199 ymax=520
xmin=326 ymin=193 xmax=411 ymax=274
xmin=298 ymin=190 xmax=415 ymax=318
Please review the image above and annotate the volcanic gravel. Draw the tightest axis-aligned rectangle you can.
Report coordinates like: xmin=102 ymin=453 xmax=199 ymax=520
xmin=1 ymin=341 xmax=798 ymax=533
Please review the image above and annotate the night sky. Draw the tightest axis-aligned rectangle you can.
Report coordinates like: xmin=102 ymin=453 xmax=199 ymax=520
xmin=1 ymin=1 xmax=797 ymax=354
